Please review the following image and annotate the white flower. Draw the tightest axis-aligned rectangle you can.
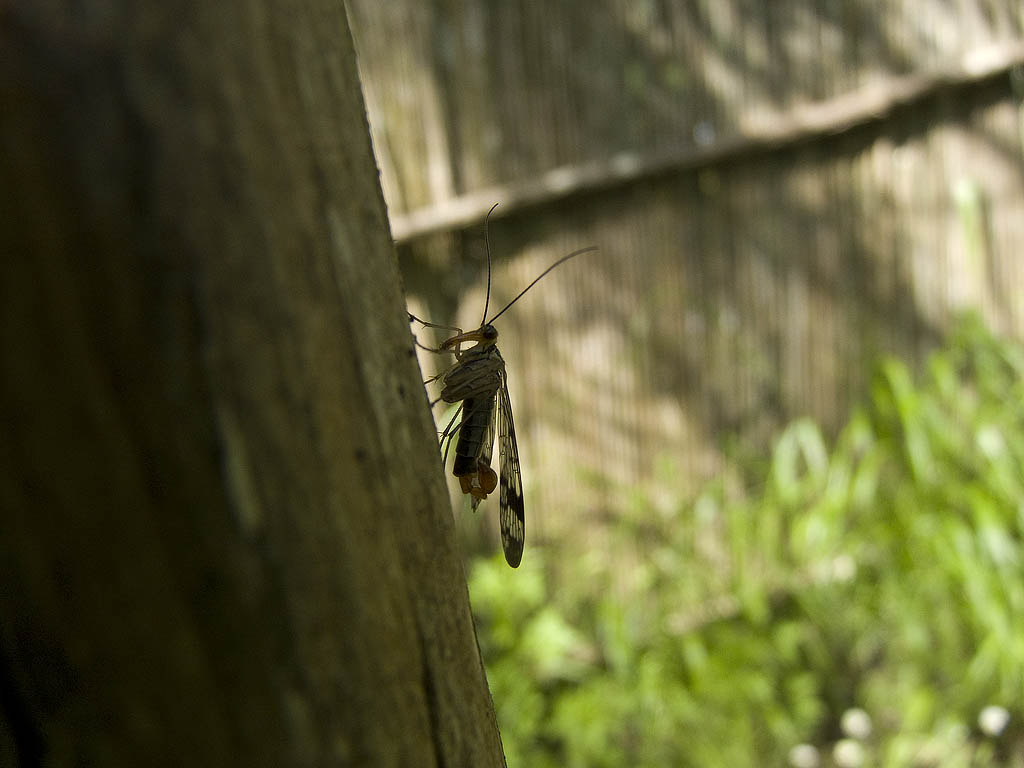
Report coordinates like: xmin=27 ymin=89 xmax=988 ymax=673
xmin=840 ymin=708 xmax=872 ymax=739
xmin=787 ymin=743 xmax=820 ymax=768
xmin=833 ymin=738 xmax=865 ymax=768
xmin=978 ymin=705 xmax=1010 ymax=736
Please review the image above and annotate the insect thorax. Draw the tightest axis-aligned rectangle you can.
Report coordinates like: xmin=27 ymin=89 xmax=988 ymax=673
xmin=440 ymin=345 xmax=505 ymax=404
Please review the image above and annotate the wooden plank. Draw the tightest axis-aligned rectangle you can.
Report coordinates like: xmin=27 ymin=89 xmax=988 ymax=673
xmin=391 ymin=40 xmax=1024 ymax=243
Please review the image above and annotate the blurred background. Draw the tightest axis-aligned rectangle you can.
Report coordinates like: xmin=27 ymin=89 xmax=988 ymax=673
xmin=348 ymin=2 xmax=1024 ymax=765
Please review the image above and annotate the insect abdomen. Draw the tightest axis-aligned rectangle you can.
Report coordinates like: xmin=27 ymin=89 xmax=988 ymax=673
xmin=452 ymin=396 xmax=495 ymax=476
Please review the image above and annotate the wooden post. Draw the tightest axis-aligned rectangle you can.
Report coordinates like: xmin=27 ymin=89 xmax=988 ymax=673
xmin=0 ymin=2 xmax=505 ymax=765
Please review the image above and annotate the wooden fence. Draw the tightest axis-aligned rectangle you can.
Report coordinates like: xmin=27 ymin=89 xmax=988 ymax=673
xmin=347 ymin=0 xmax=1024 ymax=559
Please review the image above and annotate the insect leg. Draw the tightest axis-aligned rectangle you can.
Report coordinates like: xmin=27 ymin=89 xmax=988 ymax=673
xmin=413 ymin=336 xmax=448 ymax=355
xmin=439 ymin=403 xmax=465 ymax=466
xmin=408 ymin=312 xmax=461 ymax=334
xmin=409 ymin=312 xmax=465 ymax=353
xmin=424 ymin=356 xmax=465 ymax=394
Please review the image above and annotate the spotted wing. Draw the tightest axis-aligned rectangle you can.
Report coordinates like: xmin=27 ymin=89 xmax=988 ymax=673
xmin=497 ymin=377 xmax=525 ymax=567
xmin=471 ymin=396 xmax=497 ymax=512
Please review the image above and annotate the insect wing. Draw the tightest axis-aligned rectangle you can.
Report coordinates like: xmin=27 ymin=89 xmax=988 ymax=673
xmin=497 ymin=378 xmax=525 ymax=567
xmin=471 ymin=396 xmax=497 ymax=512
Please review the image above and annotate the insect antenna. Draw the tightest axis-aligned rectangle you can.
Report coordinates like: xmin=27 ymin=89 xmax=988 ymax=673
xmin=485 ymin=245 xmax=598 ymax=325
xmin=480 ymin=202 xmax=499 ymax=325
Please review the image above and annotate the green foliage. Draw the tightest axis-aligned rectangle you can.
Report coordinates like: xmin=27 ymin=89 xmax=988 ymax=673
xmin=468 ymin=315 xmax=1024 ymax=767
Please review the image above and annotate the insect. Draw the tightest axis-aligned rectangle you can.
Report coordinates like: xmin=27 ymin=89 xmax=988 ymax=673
xmin=410 ymin=205 xmax=595 ymax=567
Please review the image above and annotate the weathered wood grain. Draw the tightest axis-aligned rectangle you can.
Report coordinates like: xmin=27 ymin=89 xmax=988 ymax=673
xmin=0 ymin=2 xmax=505 ymax=765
